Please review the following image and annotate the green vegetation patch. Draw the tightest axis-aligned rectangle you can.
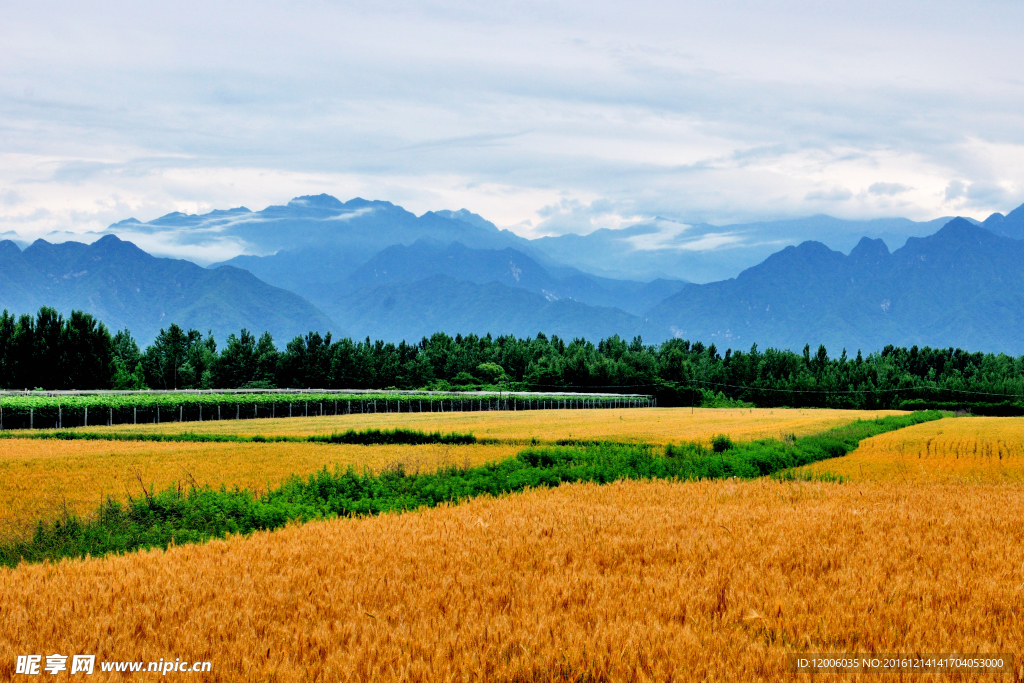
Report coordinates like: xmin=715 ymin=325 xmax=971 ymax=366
xmin=0 ymin=427 xmax=476 ymax=447
xmin=0 ymin=411 xmax=941 ymax=567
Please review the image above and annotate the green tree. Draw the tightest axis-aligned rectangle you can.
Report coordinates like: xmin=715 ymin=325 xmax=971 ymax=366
xmin=63 ymin=311 xmax=113 ymax=389
xmin=143 ymin=324 xmax=203 ymax=389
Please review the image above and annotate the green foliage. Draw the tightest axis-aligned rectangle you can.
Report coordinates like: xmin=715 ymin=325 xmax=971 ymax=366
xmin=699 ymin=389 xmax=754 ymax=408
xmin=663 ymin=411 xmax=941 ymax=478
xmin=0 ymin=426 xmax=476 ymax=447
xmin=474 ymin=362 xmax=506 ymax=384
xmin=0 ymin=391 xmax=611 ymax=433
xmin=0 ymin=411 xmax=942 ymax=567
xmin=312 ymin=429 xmax=476 ymax=446
xmin=711 ymin=434 xmax=734 ymax=452
xmin=112 ymin=360 xmax=147 ymax=390
xmin=0 ymin=308 xmax=113 ymax=389
xmin=898 ymin=398 xmax=1024 ymax=416
xmin=1 ymin=305 xmax=1023 ymax=415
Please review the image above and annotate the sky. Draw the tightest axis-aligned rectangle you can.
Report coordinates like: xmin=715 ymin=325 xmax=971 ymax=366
xmin=2 ymin=0 xmax=1024 ymax=253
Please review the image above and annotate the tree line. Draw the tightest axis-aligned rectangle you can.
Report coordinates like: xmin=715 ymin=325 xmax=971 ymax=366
xmin=1 ymin=307 xmax=1022 ymax=409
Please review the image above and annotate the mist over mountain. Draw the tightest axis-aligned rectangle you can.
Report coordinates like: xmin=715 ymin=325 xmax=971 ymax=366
xmin=648 ymin=218 xmax=1024 ymax=354
xmin=530 ymin=215 xmax=963 ymax=283
xmin=117 ymin=194 xmax=969 ymax=286
xmin=129 ymin=195 xmax=549 ymax=294
xmin=0 ymin=235 xmax=335 ymax=345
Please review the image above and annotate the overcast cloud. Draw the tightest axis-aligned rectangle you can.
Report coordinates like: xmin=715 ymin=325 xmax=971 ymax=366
xmin=2 ymin=0 xmax=1024 ymax=256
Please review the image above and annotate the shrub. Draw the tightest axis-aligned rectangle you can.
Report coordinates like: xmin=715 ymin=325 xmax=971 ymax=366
xmin=711 ymin=434 xmax=734 ymax=452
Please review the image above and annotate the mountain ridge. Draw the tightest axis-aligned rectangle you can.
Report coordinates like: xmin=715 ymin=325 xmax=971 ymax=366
xmin=647 ymin=218 xmax=1024 ymax=353
xmin=0 ymin=235 xmax=337 ymax=345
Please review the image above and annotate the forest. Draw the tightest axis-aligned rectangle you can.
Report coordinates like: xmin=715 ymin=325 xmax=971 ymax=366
xmin=0 ymin=307 xmax=1022 ymax=410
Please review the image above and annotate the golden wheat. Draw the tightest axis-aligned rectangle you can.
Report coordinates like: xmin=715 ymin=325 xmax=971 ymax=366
xmin=0 ymin=440 xmax=517 ymax=538
xmin=1 ymin=478 xmax=1021 ymax=682
xmin=55 ymin=407 xmax=905 ymax=445
xmin=800 ymin=416 xmax=1024 ymax=483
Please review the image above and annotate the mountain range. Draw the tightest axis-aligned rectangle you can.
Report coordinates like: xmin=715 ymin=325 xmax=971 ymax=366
xmin=0 ymin=235 xmax=333 ymax=344
xmin=1 ymin=194 xmax=1022 ymax=353
xmin=648 ymin=218 xmax=1024 ymax=353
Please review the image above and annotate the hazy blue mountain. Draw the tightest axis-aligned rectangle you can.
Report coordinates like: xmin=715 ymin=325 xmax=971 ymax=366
xmin=115 ymin=193 xmax=1018 ymax=286
xmin=982 ymin=204 xmax=1024 ymax=240
xmin=139 ymin=195 xmax=553 ymax=293
xmin=530 ymin=215 xmax=964 ymax=283
xmin=647 ymin=219 xmax=1024 ymax=354
xmin=0 ymin=235 xmax=336 ymax=345
xmin=340 ymin=240 xmax=687 ymax=316
xmin=326 ymin=274 xmax=665 ymax=343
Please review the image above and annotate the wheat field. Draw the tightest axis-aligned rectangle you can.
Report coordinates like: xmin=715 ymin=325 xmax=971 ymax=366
xmin=1 ymin=477 xmax=1022 ymax=682
xmin=0 ymin=439 xmax=517 ymax=539
xmin=53 ymin=407 xmax=905 ymax=445
xmin=0 ymin=407 xmax=905 ymax=537
xmin=799 ymin=416 xmax=1024 ymax=483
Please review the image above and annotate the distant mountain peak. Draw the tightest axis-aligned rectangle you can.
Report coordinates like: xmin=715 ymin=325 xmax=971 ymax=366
xmin=89 ymin=234 xmax=150 ymax=258
xmin=849 ymin=236 xmax=890 ymax=261
xmin=927 ymin=216 xmax=997 ymax=243
xmin=428 ymin=209 xmax=500 ymax=233
xmin=287 ymin=194 xmax=345 ymax=210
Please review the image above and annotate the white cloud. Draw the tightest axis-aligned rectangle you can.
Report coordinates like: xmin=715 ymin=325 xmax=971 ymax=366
xmin=1 ymin=0 xmax=1023 ymax=252
xmin=868 ymin=182 xmax=911 ymax=196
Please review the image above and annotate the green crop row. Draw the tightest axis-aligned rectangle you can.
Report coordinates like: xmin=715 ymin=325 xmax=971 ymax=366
xmin=0 ymin=392 xmax=651 ymax=430
xmin=0 ymin=391 xmax=642 ymax=410
xmin=0 ymin=427 xmax=477 ymax=446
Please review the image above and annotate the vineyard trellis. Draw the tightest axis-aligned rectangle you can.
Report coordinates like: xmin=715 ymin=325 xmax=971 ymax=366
xmin=0 ymin=389 xmax=655 ymax=431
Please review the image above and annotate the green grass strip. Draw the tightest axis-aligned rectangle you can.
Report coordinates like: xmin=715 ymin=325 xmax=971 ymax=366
xmin=0 ymin=427 xmax=476 ymax=446
xmin=0 ymin=411 xmax=941 ymax=567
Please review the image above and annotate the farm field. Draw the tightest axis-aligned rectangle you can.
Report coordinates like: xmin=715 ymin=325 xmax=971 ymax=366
xmin=2 ymin=477 xmax=1023 ymax=682
xmin=799 ymin=416 xmax=1024 ymax=483
xmin=0 ymin=439 xmax=517 ymax=539
xmin=50 ymin=406 xmax=906 ymax=445
xmin=0 ymin=407 xmax=897 ymax=539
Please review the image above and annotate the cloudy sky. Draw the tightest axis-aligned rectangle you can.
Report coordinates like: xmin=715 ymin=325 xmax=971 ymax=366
xmin=2 ymin=0 xmax=1024 ymax=248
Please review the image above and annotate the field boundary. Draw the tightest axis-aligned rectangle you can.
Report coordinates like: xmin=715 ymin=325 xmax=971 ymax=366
xmin=0 ymin=427 xmax=479 ymax=446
